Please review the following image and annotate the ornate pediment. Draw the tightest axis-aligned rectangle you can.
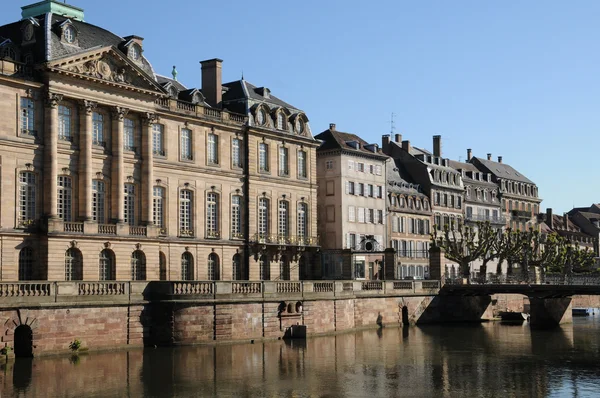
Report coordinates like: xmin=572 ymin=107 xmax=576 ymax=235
xmin=48 ymin=46 xmax=164 ymax=95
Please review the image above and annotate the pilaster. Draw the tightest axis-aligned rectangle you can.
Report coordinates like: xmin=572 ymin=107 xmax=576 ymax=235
xmin=44 ymin=92 xmax=62 ymax=219
xmin=79 ymin=100 xmax=95 ymax=221
xmin=111 ymin=107 xmax=128 ymax=223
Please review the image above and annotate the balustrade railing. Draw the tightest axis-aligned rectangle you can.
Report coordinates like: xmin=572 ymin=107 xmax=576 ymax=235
xmin=176 ymin=100 xmax=195 ymax=112
xmin=362 ymin=281 xmax=383 ymax=291
xmin=78 ymin=282 xmax=126 ymax=295
xmin=232 ymin=282 xmax=262 ymax=294
xmin=313 ymin=282 xmax=334 ymax=293
xmin=251 ymin=233 xmax=319 ymax=246
xmin=129 ymin=226 xmax=147 ymax=236
xmin=64 ymin=222 xmax=84 ymax=233
xmin=277 ymin=282 xmax=302 ymax=294
xmin=173 ymin=282 xmax=213 ymax=295
xmin=393 ymin=281 xmax=413 ymax=290
xmin=98 ymin=224 xmax=117 ymax=235
xmin=0 ymin=282 xmax=51 ymax=297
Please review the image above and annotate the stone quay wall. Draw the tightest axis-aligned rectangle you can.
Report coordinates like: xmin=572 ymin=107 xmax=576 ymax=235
xmin=0 ymin=280 xmax=440 ymax=357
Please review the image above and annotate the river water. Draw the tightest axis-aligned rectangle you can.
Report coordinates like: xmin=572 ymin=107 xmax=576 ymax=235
xmin=2 ymin=316 xmax=600 ymax=397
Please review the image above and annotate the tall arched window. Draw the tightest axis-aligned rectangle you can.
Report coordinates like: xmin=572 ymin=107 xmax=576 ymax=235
xmin=159 ymin=251 xmax=167 ymax=281
xmin=19 ymin=247 xmax=34 ymax=281
xmin=259 ymin=255 xmax=270 ymax=281
xmin=297 ymin=203 xmax=308 ymax=240
xmin=18 ymin=171 xmax=36 ymax=225
xmin=92 ymin=180 xmax=106 ymax=223
xmin=57 ymin=175 xmax=72 ymax=221
xmin=181 ymin=252 xmax=194 ymax=280
xmin=258 ymin=198 xmax=269 ymax=238
xmin=65 ymin=248 xmax=83 ymax=281
xmin=153 ymin=186 xmax=165 ymax=229
xmin=231 ymin=195 xmax=242 ymax=239
xmin=99 ymin=249 xmax=115 ymax=281
xmin=124 ymin=183 xmax=135 ymax=226
xmin=206 ymin=192 xmax=219 ymax=238
xmin=278 ymin=200 xmax=289 ymax=238
xmin=207 ymin=253 xmax=220 ymax=280
xmin=131 ymin=250 xmax=146 ymax=281
xmin=232 ymin=254 xmax=242 ymax=280
xmin=279 ymin=255 xmax=290 ymax=281
xmin=179 ymin=190 xmax=193 ymax=236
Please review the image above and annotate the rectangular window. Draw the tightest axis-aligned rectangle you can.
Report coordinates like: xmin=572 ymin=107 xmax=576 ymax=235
xmin=152 ymin=124 xmax=164 ymax=156
xmin=297 ymin=203 xmax=308 ymax=238
xmin=348 ymin=182 xmax=355 ymax=195
xmin=57 ymin=176 xmax=72 ymax=221
xmin=326 ymin=181 xmax=335 ymax=196
xmin=358 ymin=183 xmax=364 ymax=196
xmin=20 ymin=98 xmax=35 ymax=136
xmin=377 ymin=186 xmax=383 ymax=198
xmin=180 ymin=190 xmax=193 ymax=236
xmin=326 ymin=160 xmax=333 ymax=170
xmin=58 ymin=105 xmax=72 ymax=141
xmin=358 ymin=207 xmax=365 ymax=223
xmin=378 ymin=210 xmax=383 ymax=224
xmin=124 ymin=118 xmax=135 ymax=152
xmin=153 ymin=186 xmax=165 ymax=228
xmin=279 ymin=147 xmax=289 ymax=176
xmin=368 ymin=209 xmax=374 ymax=223
xmin=375 ymin=165 xmax=382 ymax=176
xmin=206 ymin=192 xmax=219 ymax=237
xmin=232 ymin=138 xmax=242 ymax=168
xmin=368 ymin=184 xmax=374 ymax=197
xmin=207 ymin=133 xmax=219 ymax=164
xmin=19 ymin=172 xmax=36 ymax=223
xmin=180 ymin=128 xmax=192 ymax=160
xmin=259 ymin=143 xmax=269 ymax=172
xmin=124 ymin=183 xmax=135 ymax=226
xmin=369 ymin=165 xmax=374 ymax=174
xmin=92 ymin=112 xmax=104 ymax=146
xmin=297 ymin=150 xmax=307 ymax=178
xmin=357 ymin=163 xmax=364 ymax=172
xmin=348 ymin=206 xmax=355 ymax=222
xmin=92 ymin=180 xmax=106 ymax=223
xmin=348 ymin=160 xmax=354 ymax=170
xmin=348 ymin=233 xmax=356 ymax=249
xmin=392 ymin=216 xmax=398 ymax=232
xmin=231 ymin=195 xmax=242 ymax=238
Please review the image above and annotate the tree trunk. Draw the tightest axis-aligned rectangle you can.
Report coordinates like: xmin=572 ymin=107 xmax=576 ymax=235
xmin=507 ymin=262 xmax=513 ymax=276
xmin=461 ymin=260 xmax=471 ymax=283
xmin=480 ymin=261 xmax=488 ymax=283
xmin=496 ymin=259 xmax=504 ymax=275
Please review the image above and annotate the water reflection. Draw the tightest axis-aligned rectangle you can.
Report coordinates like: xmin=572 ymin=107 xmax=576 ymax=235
xmin=2 ymin=318 xmax=600 ymax=397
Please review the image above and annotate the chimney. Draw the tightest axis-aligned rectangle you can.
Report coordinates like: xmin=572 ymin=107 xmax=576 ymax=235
xmin=467 ymin=148 xmax=472 ymax=161
xmin=200 ymin=58 xmax=223 ymax=108
xmin=498 ymin=156 xmax=503 ymax=163
xmin=546 ymin=208 xmax=553 ymax=229
xmin=329 ymin=123 xmax=336 ymax=131
xmin=402 ymin=140 xmax=411 ymax=153
xmin=382 ymin=135 xmax=390 ymax=154
xmin=564 ymin=213 xmax=569 ymax=230
xmin=433 ymin=135 xmax=442 ymax=157
xmin=487 ymin=153 xmax=492 ymax=161
xmin=395 ymin=133 xmax=402 ymax=143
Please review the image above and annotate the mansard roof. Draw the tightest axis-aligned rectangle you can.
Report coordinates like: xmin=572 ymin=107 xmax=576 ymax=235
xmin=315 ymin=128 xmax=387 ymax=159
xmin=471 ymin=157 xmax=534 ymax=184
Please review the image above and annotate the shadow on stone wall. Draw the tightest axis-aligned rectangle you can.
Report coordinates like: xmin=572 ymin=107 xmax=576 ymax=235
xmin=417 ymin=295 xmax=493 ymax=324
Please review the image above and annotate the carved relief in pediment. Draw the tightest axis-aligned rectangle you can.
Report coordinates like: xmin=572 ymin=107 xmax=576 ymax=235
xmin=66 ymin=56 xmax=145 ymax=87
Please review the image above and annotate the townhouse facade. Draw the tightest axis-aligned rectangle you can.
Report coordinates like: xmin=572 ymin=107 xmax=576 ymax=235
xmin=316 ymin=125 xmax=389 ymax=280
xmin=567 ymin=204 xmax=600 ymax=256
xmin=0 ymin=0 xmax=318 ymax=282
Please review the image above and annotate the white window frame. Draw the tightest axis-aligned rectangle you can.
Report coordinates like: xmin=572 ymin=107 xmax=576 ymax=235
xmin=297 ymin=150 xmax=307 ymax=178
xmin=259 ymin=143 xmax=269 ymax=172
xmin=92 ymin=112 xmax=104 ymax=146
xmin=232 ymin=137 xmax=242 ymax=168
xmin=278 ymin=146 xmax=289 ymax=176
xmin=20 ymin=97 xmax=35 ymax=136
xmin=58 ymin=105 xmax=72 ymax=141
xmin=206 ymin=192 xmax=219 ymax=238
xmin=180 ymin=128 xmax=192 ymax=161
xmin=207 ymin=133 xmax=219 ymax=164
xmin=57 ymin=175 xmax=73 ymax=221
xmin=124 ymin=118 xmax=135 ymax=152
xmin=18 ymin=171 xmax=36 ymax=224
xmin=298 ymin=203 xmax=308 ymax=238
xmin=124 ymin=183 xmax=135 ymax=226
xmin=258 ymin=197 xmax=269 ymax=237
xmin=152 ymin=123 xmax=164 ymax=156
xmin=153 ymin=186 xmax=165 ymax=228
xmin=92 ymin=179 xmax=106 ymax=223
xmin=179 ymin=190 xmax=193 ymax=236
xmin=278 ymin=200 xmax=289 ymax=237
xmin=231 ymin=195 xmax=242 ymax=239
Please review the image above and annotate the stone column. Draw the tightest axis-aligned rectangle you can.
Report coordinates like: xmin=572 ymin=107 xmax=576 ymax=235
xmin=429 ymin=246 xmax=446 ymax=284
xmin=44 ymin=93 xmax=62 ymax=219
xmin=141 ymin=113 xmax=156 ymax=225
xmin=79 ymin=100 xmax=96 ymax=221
xmin=111 ymin=107 xmax=128 ymax=223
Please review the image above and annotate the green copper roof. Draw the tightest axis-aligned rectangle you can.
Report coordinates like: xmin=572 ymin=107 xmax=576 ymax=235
xmin=21 ymin=0 xmax=85 ymax=21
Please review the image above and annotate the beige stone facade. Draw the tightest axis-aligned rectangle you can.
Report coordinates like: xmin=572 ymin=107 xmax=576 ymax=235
xmin=0 ymin=2 xmax=318 ymax=282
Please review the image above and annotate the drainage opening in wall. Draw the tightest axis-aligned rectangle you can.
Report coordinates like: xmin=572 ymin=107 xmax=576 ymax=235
xmin=14 ymin=325 xmax=34 ymax=358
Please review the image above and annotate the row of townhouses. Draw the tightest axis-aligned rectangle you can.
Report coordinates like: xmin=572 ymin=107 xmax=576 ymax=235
xmin=0 ymin=1 xmax=597 ymax=282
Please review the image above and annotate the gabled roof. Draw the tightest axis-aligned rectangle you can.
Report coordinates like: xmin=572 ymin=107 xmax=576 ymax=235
xmin=471 ymin=157 xmax=534 ymax=184
xmin=386 ymin=158 xmax=426 ymax=197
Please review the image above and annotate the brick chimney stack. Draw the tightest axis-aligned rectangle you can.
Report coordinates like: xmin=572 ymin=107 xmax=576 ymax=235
xmin=329 ymin=123 xmax=336 ymax=131
xmin=433 ymin=135 xmax=442 ymax=157
xmin=402 ymin=140 xmax=411 ymax=153
xmin=487 ymin=153 xmax=492 ymax=161
xmin=200 ymin=58 xmax=223 ymax=108
xmin=498 ymin=156 xmax=503 ymax=163
xmin=382 ymin=135 xmax=390 ymax=153
xmin=395 ymin=134 xmax=402 ymax=143
xmin=467 ymin=148 xmax=472 ymax=161
xmin=546 ymin=208 xmax=553 ymax=229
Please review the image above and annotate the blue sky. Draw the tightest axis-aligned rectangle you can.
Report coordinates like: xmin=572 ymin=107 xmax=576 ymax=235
xmin=6 ymin=1 xmax=600 ymax=213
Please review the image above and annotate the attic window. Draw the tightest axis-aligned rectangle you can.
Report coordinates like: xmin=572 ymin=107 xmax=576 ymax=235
xmin=64 ymin=26 xmax=75 ymax=43
xmin=276 ymin=113 xmax=286 ymax=130
xmin=129 ymin=44 xmax=141 ymax=61
xmin=169 ymin=87 xmax=178 ymax=98
xmin=296 ymin=119 xmax=305 ymax=135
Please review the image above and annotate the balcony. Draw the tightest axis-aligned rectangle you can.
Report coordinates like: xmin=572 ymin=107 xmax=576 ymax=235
xmin=64 ymin=222 xmax=84 ymax=233
xmin=206 ymin=230 xmax=221 ymax=239
xmin=465 ymin=213 xmax=507 ymax=224
xmin=98 ymin=224 xmax=117 ymax=235
xmin=154 ymin=98 xmax=247 ymax=126
xmin=250 ymin=234 xmax=319 ymax=246
xmin=180 ymin=229 xmax=194 ymax=238
xmin=231 ymin=232 xmax=244 ymax=240
xmin=396 ymin=250 xmax=430 ymax=259
xmin=129 ymin=226 xmax=147 ymax=237
xmin=511 ymin=210 xmax=532 ymax=220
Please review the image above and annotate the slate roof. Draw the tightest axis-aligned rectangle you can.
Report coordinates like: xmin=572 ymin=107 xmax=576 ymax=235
xmin=386 ymin=158 xmax=425 ymax=196
xmin=471 ymin=157 xmax=534 ymax=184
xmin=156 ymin=74 xmax=187 ymax=92
xmin=315 ymin=128 xmax=387 ymax=158
xmin=222 ymin=79 xmax=298 ymax=111
xmin=448 ymin=159 xmax=497 ymax=187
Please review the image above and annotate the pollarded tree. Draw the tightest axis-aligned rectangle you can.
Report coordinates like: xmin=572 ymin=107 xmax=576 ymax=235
xmin=432 ymin=221 xmax=498 ymax=281
xmin=492 ymin=228 xmax=522 ymax=276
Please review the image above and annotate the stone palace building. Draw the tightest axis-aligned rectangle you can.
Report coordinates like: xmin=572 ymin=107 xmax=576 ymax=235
xmin=0 ymin=0 xmax=319 ymax=282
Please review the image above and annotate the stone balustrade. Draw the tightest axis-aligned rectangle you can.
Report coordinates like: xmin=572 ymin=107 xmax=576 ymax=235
xmin=0 ymin=280 xmax=441 ymax=308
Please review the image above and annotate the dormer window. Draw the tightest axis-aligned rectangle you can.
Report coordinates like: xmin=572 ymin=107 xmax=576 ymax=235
xmin=256 ymin=109 xmax=266 ymax=125
xmin=64 ymin=26 xmax=75 ymax=43
xmin=129 ymin=44 xmax=141 ymax=61
xmin=169 ymin=86 xmax=178 ymax=98
xmin=296 ymin=119 xmax=305 ymax=135
xmin=276 ymin=113 xmax=286 ymax=130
